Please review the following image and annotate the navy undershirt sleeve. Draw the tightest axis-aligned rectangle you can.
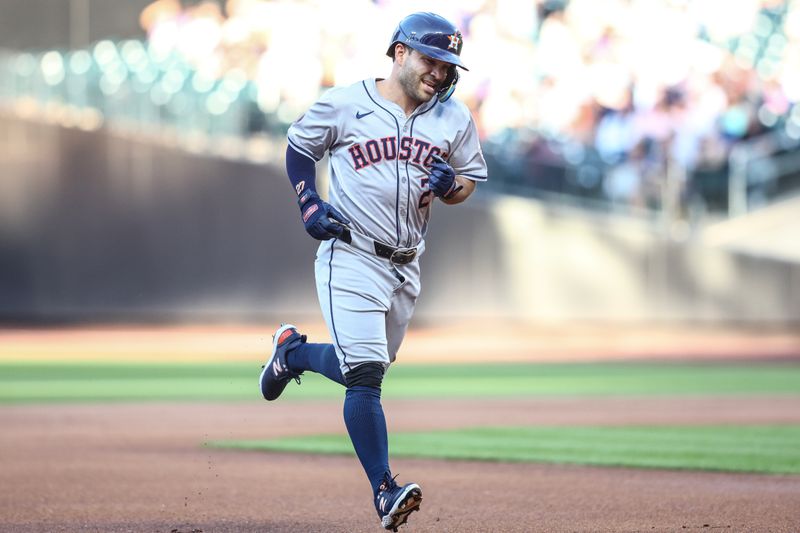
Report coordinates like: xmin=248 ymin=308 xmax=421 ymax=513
xmin=285 ymin=144 xmax=318 ymax=198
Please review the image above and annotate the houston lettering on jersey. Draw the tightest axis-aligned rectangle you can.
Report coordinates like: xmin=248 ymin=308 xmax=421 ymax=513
xmin=348 ymin=136 xmax=447 ymax=171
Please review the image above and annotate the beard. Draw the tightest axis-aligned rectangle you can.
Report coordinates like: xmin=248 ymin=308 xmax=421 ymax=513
xmin=398 ymin=64 xmax=437 ymax=104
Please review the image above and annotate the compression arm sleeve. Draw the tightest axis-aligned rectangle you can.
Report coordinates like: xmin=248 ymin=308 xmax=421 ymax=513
xmin=285 ymin=144 xmax=317 ymax=198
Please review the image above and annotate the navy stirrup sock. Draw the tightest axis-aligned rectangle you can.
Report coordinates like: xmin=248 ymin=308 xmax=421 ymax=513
xmin=288 ymin=343 xmax=345 ymax=386
xmin=343 ymin=385 xmax=390 ymax=495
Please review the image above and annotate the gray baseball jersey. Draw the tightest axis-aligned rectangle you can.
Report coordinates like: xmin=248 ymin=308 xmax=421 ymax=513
xmin=288 ymin=78 xmax=487 ymax=248
xmin=288 ymin=78 xmax=487 ymax=372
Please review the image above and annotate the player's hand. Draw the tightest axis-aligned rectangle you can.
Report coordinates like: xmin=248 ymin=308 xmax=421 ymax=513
xmin=297 ymin=191 xmax=351 ymax=241
xmin=428 ymin=154 xmax=463 ymax=199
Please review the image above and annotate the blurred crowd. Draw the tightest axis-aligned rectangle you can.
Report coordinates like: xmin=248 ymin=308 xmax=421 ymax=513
xmin=477 ymin=0 xmax=800 ymax=215
xmin=135 ymin=0 xmax=800 ymax=215
xmin=3 ymin=0 xmax=800 ymax=218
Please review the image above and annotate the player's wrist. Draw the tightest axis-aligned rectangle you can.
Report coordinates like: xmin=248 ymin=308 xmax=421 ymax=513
xmin=298 ymin=190 xmax=321 ymax=210
xmin=442 ymin=180 xmax=464 ymax=200
xmin=440 ymin=176 xmax=475 ymax=204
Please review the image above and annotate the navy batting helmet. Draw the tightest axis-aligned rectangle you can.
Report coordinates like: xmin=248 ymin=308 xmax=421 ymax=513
xmin=386 ymin=12 xmax=468 ymax=102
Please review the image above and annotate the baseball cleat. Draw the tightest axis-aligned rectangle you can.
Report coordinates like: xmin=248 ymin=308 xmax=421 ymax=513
xmin=259 ymin=323 xmax=306 ymax=401
xmin=375 ymin=474 xmax=423 ymax=532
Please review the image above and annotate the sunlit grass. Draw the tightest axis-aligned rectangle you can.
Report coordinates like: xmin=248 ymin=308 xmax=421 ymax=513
xmin=0 ymin=361 xmax=799 ymax=403
xmin=216 ymin=424 xmax=800 ymax=475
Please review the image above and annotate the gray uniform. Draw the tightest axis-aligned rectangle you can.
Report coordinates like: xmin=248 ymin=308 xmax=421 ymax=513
xmin=288 ymin=78 xmax=487 ymax=374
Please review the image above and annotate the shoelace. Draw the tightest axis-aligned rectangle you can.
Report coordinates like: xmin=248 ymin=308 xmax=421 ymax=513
xmin=378 ymin=473 xmax=400 ymax=494
xmin=260 ymin=362 xmax=302 ymax=384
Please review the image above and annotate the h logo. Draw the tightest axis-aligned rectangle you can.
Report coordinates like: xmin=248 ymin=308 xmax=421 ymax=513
xmin=447 ymin=33 xmax=461 ymax=50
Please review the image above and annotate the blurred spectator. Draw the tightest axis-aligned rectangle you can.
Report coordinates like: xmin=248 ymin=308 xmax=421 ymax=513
xmin=114 ymin=0 xmax=800 ymax=213
xmin=5 ymin=0 xmax=800 ymax=219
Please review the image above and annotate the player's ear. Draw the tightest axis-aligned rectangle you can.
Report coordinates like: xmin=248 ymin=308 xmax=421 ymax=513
xmin=394 ymin=43 xmax=409 ymax=64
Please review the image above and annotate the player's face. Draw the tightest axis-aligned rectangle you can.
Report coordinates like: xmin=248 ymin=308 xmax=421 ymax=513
xmin=398 ymin=49 xmax=451 ymax=104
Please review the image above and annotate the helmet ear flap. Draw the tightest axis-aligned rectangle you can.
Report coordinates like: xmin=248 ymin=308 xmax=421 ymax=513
xmin=438 ymin=67 xmax=459 ymax=103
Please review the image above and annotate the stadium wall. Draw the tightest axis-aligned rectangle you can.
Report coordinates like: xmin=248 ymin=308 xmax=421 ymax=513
xmin=0 ymin=0 xmax=149 ymax=51
xmin=1 ymin=115 xmax=798 ymax=324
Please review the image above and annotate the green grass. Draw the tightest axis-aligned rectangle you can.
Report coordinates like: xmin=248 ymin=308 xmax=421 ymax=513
xmin=215 ymin=424 xmax=800 ymax=475
xmin=1 ymin=361 xmax=799 ymax=403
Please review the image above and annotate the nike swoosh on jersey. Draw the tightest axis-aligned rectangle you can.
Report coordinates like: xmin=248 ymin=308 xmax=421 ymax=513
xmin=356 ymin=110 xmax=375 ymax=119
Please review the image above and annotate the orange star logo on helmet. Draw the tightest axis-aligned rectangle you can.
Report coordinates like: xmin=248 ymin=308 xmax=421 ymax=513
xmin=447 ymin=33 xmax=461 ymax=50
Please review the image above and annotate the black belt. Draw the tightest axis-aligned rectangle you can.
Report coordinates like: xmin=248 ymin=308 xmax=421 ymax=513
xmin=339 ymin=227 xmax=418 ymax=265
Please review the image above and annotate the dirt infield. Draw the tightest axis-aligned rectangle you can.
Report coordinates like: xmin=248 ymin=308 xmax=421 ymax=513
xmin=2 ymin=396 xmax=800 ymax=532
xmin=2 ymin=325 xmax=800 ymax=532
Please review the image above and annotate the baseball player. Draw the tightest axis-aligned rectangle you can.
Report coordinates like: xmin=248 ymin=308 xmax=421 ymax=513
xmin=259 ymin=12 xmax=487 ymax=531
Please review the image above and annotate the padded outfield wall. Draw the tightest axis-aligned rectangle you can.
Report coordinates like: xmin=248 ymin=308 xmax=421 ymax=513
xmin=1 ymin=115 xmax=798 ymax=324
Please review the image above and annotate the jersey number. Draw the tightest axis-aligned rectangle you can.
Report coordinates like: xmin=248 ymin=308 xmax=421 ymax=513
xmin=418 ymin=177 xmax=432 ymax=209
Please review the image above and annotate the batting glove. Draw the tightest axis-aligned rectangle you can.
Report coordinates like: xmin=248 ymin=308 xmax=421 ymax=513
xmin=428 ymin=154 xmax=463 ymax=200
xmin=298 ymin=190 xmax=351 ymax=241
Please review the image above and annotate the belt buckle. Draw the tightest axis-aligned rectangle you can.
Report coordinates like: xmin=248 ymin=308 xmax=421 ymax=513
xmin=390 ymin=248 xmax=417 ymax=265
